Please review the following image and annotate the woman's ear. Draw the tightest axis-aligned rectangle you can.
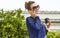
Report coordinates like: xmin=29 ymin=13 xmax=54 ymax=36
xmin=28 ymin=10 xmax=33 ymax=15
xmin=28 ymin=10 xmax=32 ymax=13
xmin=28 ymin=10 xmax=31 ymax=14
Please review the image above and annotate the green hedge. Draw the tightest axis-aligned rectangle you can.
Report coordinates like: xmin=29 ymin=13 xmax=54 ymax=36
xmin=47 ymin=31 xmax=60 ymax=38
xmin=0 ymin=9 xmax=60 ymax=38
xmin=0 ymin=9 xmax=28 ymax=38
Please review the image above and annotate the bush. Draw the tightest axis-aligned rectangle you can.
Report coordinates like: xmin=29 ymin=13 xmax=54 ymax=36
xmin=0 ymin=9 xmax=29 ymax=38
xmin=47 ymin=31 xmax=60 ymax=38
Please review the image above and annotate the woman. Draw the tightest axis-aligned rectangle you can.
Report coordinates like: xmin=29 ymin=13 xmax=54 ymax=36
xmin=25 ymin=1 xmax=50 ymax=38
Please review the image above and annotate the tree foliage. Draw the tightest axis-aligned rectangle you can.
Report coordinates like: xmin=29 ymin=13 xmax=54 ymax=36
xmin=0 ymin=9 xmax=28 ymax=38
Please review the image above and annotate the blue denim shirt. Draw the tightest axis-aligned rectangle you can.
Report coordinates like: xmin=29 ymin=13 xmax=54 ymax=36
xmin=26 ymin=16 xmax=48 ymax=38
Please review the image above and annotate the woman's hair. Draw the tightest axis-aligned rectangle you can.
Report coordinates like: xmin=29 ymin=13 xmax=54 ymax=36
xmin=25 ymin=1 xmax=35 ymax=10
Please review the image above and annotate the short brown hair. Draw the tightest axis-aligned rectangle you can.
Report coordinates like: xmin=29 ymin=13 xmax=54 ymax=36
xmin=25 ymin=1 xmax=35 ymax=10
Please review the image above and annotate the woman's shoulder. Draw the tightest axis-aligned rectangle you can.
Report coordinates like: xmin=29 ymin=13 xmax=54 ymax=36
xmin=26 ymin=16 xmax=32 ymax=20
xmin=26 ymin=16 xmax=31 ymax=19
xmin=26 ymin=16 xmax=41 ymax=21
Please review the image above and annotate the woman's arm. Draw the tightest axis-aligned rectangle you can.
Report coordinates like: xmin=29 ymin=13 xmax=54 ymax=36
xmin=46 ymin=21 xmax=51 ymax=30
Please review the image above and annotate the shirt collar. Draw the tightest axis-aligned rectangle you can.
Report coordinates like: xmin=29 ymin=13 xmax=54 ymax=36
xmin=30 ymin=16 xmax=39 ymax=19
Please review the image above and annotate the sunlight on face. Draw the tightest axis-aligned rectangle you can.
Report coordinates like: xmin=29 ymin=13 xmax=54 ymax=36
xmin=30 ymin=3 xmax=40 ymax=14
xmin=28 ymin=3 xmax=40 ymax=17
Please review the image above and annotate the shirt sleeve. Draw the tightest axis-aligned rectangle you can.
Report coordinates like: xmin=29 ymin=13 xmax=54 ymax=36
xmin=26 ymin=17 xmax=42 ymax=31
xmin=43 ymin=23 xmax=48 ymax=35
xmin=46 ymin=29 xmax=48 ymax=35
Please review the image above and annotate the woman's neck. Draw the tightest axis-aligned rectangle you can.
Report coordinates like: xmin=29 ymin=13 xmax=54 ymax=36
xmin=30 ymin=15 xmax=35 ymax=18
xmin=30 ymin=15 xmax=38 ymax=19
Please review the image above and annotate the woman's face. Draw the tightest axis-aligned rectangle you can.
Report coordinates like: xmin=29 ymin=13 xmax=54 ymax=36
xmin=29 ymin=3 xmax=40 ymax=17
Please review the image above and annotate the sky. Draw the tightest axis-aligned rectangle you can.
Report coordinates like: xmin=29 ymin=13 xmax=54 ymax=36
xmin=0 ymin=0 xmax=60 ymax=11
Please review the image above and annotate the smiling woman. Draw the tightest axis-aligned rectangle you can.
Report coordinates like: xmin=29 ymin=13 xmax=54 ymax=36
xmin=25 ymin=1 xmax=50 ymax=38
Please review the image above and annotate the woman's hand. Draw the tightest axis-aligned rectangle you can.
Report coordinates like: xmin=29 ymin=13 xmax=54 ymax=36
xmin=46 ymin=20 xmax=51 ymax=30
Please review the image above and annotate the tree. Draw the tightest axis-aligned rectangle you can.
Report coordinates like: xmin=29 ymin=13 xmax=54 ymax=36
xmin=0 ymin=8 xmax=28 ymax=38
